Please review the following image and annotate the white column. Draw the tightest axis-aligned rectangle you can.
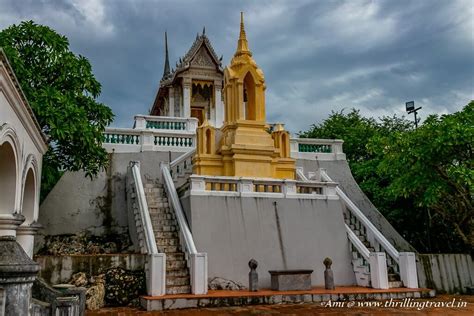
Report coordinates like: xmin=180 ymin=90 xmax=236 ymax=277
xmin=399 ymin=252 xmax=419 ymax=288
xmin=191 ymin=253 xmax=208 ymax=294
xmin=16 ymin=223 xmax=41 ymax=258
xmin=215 ymin=83 xmax=224 ymax=128
xmin=146 ymin=253 xmax=166 ymax=296
xmin=370 ymin=252 xmax=389 ymax=289
xmin=183 ymin=79 xmax=191 ymax=118
xmin=134 ymin=115 xmax=146 ymax=129
xmin=0 ymin=214 xmax=24 ymax=237
xmin=168 ymin=87 xmax=175 ymax=117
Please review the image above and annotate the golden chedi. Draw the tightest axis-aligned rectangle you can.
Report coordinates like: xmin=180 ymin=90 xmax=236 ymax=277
xmin=193 ymin=13 xmax=295 ymax=179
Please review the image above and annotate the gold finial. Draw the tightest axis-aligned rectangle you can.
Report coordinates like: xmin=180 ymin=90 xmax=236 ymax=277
xmin=235 ymin=12 xmax=251 ymax=56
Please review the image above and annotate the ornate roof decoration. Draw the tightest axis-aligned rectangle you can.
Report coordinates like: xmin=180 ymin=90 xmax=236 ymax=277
xmin=160 ymin=29 xmax=223 ymax=85
xmin=162 ymin=31 xmax=170 ymax=78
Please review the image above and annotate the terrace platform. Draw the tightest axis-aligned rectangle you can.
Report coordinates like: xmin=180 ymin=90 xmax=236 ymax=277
xmin=140 ymin=286 xmax=435 ymax=311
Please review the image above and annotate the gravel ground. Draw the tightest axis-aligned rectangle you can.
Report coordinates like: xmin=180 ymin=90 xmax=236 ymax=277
xmin=86 ymin=294 xmax=474 ymax=315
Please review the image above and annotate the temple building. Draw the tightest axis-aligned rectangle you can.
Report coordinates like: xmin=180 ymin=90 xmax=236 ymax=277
xmin=34 ymin=12 xmax=435 ymax=312
xmin=150 ymin=29 xmax=224 ymax=127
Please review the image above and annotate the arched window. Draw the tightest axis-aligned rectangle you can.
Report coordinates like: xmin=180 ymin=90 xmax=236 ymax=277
xmin=206 ymin=129 xmax=212 ymax=154
xmin=22 ymin=168 xmax=36 ymax=224
xmin=243 ymin=72 xmax=256 ymax=120
xmin=0 ymin=142 xmax=17 ymax=214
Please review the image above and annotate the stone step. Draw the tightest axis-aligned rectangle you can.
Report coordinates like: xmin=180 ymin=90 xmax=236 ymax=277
xmin=148 ymin=207 xmax=172 ymax=214
xmin=389 ymin=281 xmax=403 ymax=288
xmin=153 ymin=225 xmax=177 ymax=232
xmin=144 ymin=183 xmax=163 ymax=189
xmin=156 ymin=238 xmax=179 ymax=246
xmin=152 ymin=219 xmax=178 ymax=226
xmin=149 ymin=213 xmax=175 ymax=220
xmin=388 ymin=273 xmax=401 ymax=282
xmin=167 ymin=260 xmax=187 ymax=270
xmin=166 ymin=276 xmax=190 ymax=287
xmin=166 ymin=285 xmax=191 ymax=295
xmin=144 ymin=196 xmax=167 ymax=203
xmin=154 ymin=231 xmax=179 ymax=239
xmin=167 ymin=252 xmax=185 ymax=261
xmin=166 ymin=268 xmax=189 ymax=277
xmin=147 ymin=202 xmax=170 ymax=208
xmin=144 ymin=188 xmax=164 ymax=194
xmin=160 ymin=245 xmax=182 ymax=253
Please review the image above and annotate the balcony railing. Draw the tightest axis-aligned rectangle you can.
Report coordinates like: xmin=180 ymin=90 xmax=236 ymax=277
xmin=290 ymin=138 xmax=346 ymax=160
xmin=103 ymin=127 xmax=195 ymax=153
xmin=189 ymin=175 xmax=338 ymax=199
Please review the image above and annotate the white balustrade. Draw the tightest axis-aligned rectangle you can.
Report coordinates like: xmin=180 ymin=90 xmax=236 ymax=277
xmin=103 ymin=127 xmax=195 ymax=153
xmin=189 ymin=175 xmax=338 ymax=200
xmin=290 ymin=138 xmax=346 ymax=161
xmin=134 ymin=115 xmax=198 ymax=132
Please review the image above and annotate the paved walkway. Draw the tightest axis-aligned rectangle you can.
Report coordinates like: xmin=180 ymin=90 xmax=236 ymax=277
xmin=87 ymin=295 xmax=474 ymax=315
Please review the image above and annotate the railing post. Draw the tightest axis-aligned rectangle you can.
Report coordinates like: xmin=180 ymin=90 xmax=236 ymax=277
xmin=190 ymin=176 xmax=206 ymax=193
xmin=191 ymin=253 xmax=208 ymax=294
xmin=370 ymin=252 xmax=389 ymax=289
xmin=141 ymin=131 xmax=154 ymax=151
xmin=146 ymin=253 xmax=166 ymax=296
xmin=399 ymin=252 xmax=418 ymax=288
xmin=187 ymin=118 xmax=198 ymax=132
xmin=238 ymin=178 xmax=254 ymax=195
xmin=283 ymin=180 xmax=297 ymax=197
xmin=134 ymin=115 xmax=147 ymax=130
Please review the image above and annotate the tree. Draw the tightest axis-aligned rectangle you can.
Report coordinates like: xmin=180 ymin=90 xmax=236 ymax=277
xmin=299 ymin=105 xmax=473 ymax=253
xmin=371 ymin=101 xmax=473 ymax=250
xmin=0 ymin=21 xmax=114 ymax=200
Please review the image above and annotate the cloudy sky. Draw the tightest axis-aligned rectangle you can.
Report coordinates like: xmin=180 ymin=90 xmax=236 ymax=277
xmin=1 ymin=0 xmax=473 ymax=133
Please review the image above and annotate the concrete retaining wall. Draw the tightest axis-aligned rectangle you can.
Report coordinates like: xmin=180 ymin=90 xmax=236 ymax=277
xmin=417 ymin=253 xmax=474 ymax=294
xmin=35 ymin=254 xmax=145 ymax=285
xmin=36 ymin=151 xmax=183 ymax=253
xmin=182 ymin=194 xmax=356 ymax=288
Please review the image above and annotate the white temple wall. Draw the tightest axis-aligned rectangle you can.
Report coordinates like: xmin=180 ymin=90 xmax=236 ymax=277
xmin=182 ymin=194 xmax=356 ymax=288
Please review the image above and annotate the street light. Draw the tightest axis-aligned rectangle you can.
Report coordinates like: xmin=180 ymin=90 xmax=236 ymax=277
xmin=406 ymin=101 xmax=422 ymax=128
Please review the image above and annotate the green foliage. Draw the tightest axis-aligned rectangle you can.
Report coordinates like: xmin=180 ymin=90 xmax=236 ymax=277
xmin=300 ymin=104 xmax=473 ymax=252
xmin=370 ymin=101 xmax=473 ymax=249
xmin=0 ymin=21 xmax=114 ymax=200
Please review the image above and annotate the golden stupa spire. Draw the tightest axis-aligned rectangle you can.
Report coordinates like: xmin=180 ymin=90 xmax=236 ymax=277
xmin=235 ymin=12 xmax=251 ymax=57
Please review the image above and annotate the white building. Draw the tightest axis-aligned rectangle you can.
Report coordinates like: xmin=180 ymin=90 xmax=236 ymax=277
xmin=0 ymin=49 xmax=48 ymax=257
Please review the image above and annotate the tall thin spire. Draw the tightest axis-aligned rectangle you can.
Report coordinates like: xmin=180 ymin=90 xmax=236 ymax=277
xmin=235 ymin=12 xmax=251 ymax=57
xmin=163 ymin=31 xmax=170 ymax=77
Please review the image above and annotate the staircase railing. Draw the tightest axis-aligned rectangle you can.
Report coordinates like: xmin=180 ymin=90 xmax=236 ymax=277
xmin=170 ymin=148 xmax=195 ymax=181
xmin=128 ymin=161 xmax=166 ymax=296
xmin=320 ymin=169 xmax=418 ymax=288
xmin=161 ymin=162 xmax=208 ymax=294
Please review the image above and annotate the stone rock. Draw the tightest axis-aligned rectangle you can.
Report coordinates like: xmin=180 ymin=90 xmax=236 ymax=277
xmin=69 ymin=272 xmax=88 ymax=287
xmin=38 ymin=232 xmax=132 ymax=255
xmin=208 ymin=277 xmax=246 ymax=290
xmin=104 ymin=267 xmax=145 ymax=306
xmin=85 ymin=274 xmax=105 ymax=310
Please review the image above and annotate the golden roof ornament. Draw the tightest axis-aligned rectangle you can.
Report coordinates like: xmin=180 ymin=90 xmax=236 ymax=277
xmin=235 ymin=12 xmax=252 ymax=57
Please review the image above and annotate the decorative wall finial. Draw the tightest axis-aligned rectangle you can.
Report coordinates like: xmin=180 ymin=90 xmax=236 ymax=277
xmin=163 ymin=31 xmax=170 ymax=77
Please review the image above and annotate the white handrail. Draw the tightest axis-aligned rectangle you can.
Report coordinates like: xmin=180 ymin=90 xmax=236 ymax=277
xmin=170 ymin=148 xmax=196 ymax=168
xmin=296 ymin=168 xmax=308 ymax=181
xmin=321 ymin=170 xmax=400 ymax=263
xmin=161 ymin=163 xmax=197 ymax=254
xmin=131 ymin=162 xmax=158 ymax=254
xmin=345 ymin=224 xmax=370 ymax=260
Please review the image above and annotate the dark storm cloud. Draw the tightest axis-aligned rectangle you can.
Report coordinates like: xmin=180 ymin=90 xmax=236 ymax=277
xmin=1 ymin=0 xmax=472 ymax=133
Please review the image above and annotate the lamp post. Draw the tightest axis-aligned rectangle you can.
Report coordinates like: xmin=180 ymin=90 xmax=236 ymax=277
xmin=405 ymin=101 xmax=422 ymax=128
